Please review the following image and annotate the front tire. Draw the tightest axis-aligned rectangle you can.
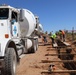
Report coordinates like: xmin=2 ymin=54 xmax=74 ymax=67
xmin=3 ymin=48 xmax=17 ymax=75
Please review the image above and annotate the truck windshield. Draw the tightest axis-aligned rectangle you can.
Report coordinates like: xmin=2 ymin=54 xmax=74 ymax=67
xmin=0 ymin=8 xmax=9 ymax=19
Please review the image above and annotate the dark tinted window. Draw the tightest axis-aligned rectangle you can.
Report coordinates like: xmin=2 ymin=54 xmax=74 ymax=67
xmin=0 ymin=8 xmax=9 ymax=19
xmin=12 ymin=11 xmax=18 ymax=22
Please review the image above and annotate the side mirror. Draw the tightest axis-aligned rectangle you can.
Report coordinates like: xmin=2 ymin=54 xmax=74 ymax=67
xmin=19 ymin=9 xmax=25 ymax=21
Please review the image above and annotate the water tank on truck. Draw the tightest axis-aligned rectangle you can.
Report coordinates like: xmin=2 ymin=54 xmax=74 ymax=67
xmin=19 ymin=9 xmax=36 ymax=37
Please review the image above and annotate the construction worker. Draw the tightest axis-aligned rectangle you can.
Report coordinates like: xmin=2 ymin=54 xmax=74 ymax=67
xmin=50 ymin=33 xmax=56 ymax=46
xmin=61 ymin=30 xmax=65 ymax=41
xmin=59 ymin=30 xmax=62 ymax=40
xmin=59 ymin=30 xmax=65 ymax=41
xmin=41 ymin=34 xmax=47 ymax=45
xmin=43 ymin=35 xmax=47 ymax=44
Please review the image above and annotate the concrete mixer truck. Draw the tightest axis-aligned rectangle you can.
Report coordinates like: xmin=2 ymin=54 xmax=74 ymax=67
xmin=0 ymin=5 xmax=43 ymax=75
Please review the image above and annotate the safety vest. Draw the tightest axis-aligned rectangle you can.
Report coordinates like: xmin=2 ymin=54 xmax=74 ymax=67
xmin=50 ymin=33 xmax=56 ymax=39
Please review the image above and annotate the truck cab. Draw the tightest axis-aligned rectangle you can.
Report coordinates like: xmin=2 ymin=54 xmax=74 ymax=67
xmin=0 ymin=5 xmax=20 ymax=40
xmin=0 ymin=5 xmax=20 ymax=75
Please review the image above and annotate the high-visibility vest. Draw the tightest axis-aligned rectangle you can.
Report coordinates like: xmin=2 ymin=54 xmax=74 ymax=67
xmin=50 ymin=34 xmax=56 ymax=39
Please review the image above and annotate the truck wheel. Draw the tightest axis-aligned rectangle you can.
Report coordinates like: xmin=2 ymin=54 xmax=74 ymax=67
xmin=36 ymin=39 xmax=38 ymax=50
xmin=4 ymin=48 xmax=17 ymax=75
xmin=32 ymin=40 xmax=37 ymax=53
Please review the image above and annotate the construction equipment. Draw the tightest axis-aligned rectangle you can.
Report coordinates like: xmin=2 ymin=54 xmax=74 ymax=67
xmin=0 ymin=4 xmax=43 ymax=75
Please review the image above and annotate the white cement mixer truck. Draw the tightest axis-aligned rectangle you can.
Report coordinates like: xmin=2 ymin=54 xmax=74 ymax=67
xmin=0 ymin=5 xmax=43 ymax=75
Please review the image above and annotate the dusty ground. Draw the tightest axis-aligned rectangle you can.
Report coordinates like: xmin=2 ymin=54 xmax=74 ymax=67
xmin=16 ymin=38 xmax=69 ymax=75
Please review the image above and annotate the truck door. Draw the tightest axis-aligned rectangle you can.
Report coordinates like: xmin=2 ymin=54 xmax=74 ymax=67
xmin=11 ymin=11 xmax=19 ymax=38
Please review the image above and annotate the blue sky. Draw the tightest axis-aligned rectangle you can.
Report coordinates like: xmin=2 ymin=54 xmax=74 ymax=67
xmin=0 ymin=0 xmax=76 ymax=33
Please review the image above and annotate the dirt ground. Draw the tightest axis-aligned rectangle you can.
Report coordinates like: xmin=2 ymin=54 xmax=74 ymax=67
xmin=16 ymin=38 xmax=69 ymax=75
